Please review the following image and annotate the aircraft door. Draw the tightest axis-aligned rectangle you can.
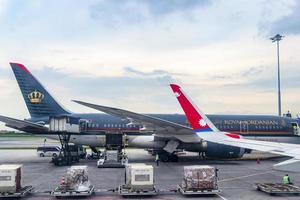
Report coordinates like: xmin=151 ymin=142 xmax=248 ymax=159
xmin=291 ymin=122 xmax=300 ymax=136
xmin=240 ymin=121 xmax=248 ymax=133
xmin=79 ymin=119 xmax=88 ymax=132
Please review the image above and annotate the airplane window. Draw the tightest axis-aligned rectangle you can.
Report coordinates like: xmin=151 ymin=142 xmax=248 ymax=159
xmin=104 ymin=124 xmax=106 ymax=128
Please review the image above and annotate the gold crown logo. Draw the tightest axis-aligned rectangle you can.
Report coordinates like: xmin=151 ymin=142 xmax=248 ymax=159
xmin=28 ymin=90 xmax=44 ymax=103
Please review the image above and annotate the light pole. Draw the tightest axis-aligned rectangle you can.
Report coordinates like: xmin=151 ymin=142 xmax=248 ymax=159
xmin=270 ymin=34 xmax=284 ymax=116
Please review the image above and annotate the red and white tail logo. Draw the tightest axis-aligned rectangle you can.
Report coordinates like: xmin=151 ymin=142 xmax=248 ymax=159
xmin=170 ymin=84 xmax=216 ymax=132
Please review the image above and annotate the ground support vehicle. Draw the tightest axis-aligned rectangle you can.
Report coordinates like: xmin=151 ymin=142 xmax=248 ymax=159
xmin=255 ymin=183 xmax=300 ymax=196
xmin=178 ymin=165 xmax=220 ymax=196
xmin=51 ymin=185 xmax=94 ymax=198
xmin=0 ymin=185 xmax=33 ymax=198
xmin=97 ymin=132 xmax=128 ymax=168
xmin=118 ymin=185 xmax=157 ymax=196
xmin=37 ymin=146 xmax=60 ymax=157
xmin=97 ymin=149 xmax=128 ymax=168
xmin=118 ymin=163 xmax=157 ymax=196
xmin=52 ymin=152 xmax=79 ymax=166
xmin=51 ymin=166 xmax=94 ymax=198
xmin=178 ymin=184 xmax=219 ymax=196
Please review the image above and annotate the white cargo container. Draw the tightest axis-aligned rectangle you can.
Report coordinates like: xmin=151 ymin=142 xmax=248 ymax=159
xmin=125 ymin=164 xmax=154 ymax=189
xmin=0 ymin=165 xmax=22 ymax=193
xmin=120 ymin=163 xmax=157 ymax=196
xmin=49 ymin=116 xmax=80 ymax=133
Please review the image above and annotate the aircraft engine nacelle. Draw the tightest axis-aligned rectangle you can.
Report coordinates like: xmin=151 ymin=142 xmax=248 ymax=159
xmin=205 ymin=141 xmax=245 ymax=159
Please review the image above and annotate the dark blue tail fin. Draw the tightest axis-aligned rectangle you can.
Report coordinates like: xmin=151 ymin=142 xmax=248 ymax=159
xmin=10 ymin=63 xmax=70 ymax=118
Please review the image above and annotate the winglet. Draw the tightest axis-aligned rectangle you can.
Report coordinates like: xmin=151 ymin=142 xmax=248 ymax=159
xmin=170 ymin=84 xmax=216 ymax=132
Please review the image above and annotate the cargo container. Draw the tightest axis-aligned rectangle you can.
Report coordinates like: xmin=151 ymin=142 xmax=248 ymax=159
xmin=178 ymin=165 xmax=219 ymax=195
xmin=119 ymin=163 xmax=157 ymax=196
xmin=0 ymin=165 xmax=22 ymax=193
xmin=106 ymin=133 xmax=123 ymax=147
xmin=49 ymin=115 xmax=80 ymax=133
xmin=51 ymin=166 xmax=95 ymax=198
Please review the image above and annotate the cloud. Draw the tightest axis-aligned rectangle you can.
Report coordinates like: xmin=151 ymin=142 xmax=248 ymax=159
xmin=241 ymin=66 xmax=265 ymax=77
xmin=89 ymin=0 xmax=212 ymax=27
xmin=269 ymin=1 xmax=300 ymax=35
xmin=124 ymin=66 xmax=189 ymax=77
xmin=209 ymin=66 xmax=267 ymax=84
xmin=1 ymin=0 xmax=300 ymax=130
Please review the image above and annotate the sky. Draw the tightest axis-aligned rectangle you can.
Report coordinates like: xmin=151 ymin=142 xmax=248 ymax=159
xmin=0 ymin=0 xmax=300 ymax=130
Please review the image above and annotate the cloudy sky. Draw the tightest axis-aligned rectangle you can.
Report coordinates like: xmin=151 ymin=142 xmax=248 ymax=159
xmin=0 ymin=0 xmax=300 ymax=130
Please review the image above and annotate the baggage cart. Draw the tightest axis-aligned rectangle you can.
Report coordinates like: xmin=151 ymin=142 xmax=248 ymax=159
xmin=119 ymin=163 xmax=157 ymax=196
xmin=0 ymin=185 xmax=33 ymax=198
xmin=179 ymin=165 xmax=220 ymax=196
xmin=256 ymin=183 xmax=300 ymax=196
xmin=51 ymin=185 xmax=94 ymax=198
xmin=118 ymin=185 xmax=157 ymax=196
xmin=178 ymin=184 xmax=219 ymax=195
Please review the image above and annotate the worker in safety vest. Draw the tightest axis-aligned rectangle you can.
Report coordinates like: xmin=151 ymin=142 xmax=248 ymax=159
xmin=155 ymin=154 xmax=160 ymax=166
xmin=282 ymin=174 xmax=292 ymax=184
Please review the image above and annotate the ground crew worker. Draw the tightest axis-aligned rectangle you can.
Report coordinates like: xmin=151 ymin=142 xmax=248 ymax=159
xmin=282 ymin=174 xmax=292 ymax=184
xmin=155 ymin=154 xmax=160 ymax=166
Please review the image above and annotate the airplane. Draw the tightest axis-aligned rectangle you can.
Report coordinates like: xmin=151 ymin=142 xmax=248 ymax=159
xmin=170 ymin=83 xmax=300 ymax=172
xmin=1 ymin=63 xmax=300 ymax=162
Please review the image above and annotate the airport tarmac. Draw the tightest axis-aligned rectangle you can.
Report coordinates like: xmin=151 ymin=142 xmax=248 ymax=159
xmin=0 ymin=148 xmax=299 ymax=200
xmin=0 ymin=136 xmax=59 ymax=148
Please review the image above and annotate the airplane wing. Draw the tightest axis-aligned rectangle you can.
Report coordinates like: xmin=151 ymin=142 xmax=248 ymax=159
xmin=0 ymin=115 xmax=49 ymax=133
xmin=73 ymin=100 xmax=201 ymax=143
xmin=170 ymin=83 xmax=300 ymax=172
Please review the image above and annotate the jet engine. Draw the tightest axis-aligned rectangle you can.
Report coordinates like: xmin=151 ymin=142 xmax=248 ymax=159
xmin=204 ymin=141 xmax=245 ymax=159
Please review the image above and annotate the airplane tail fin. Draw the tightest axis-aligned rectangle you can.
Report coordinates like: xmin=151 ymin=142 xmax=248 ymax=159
xmin=170 ymin=84 xmax=218 ymax=132
xmin=10 ymin=63 xmax=70 ymax=118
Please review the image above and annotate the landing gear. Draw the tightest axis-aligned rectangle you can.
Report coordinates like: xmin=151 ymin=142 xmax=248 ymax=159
xmin=87 ymin=146 xmax=101 ymax=159
xmin=90 ymin=146 xmax=100 ymax=154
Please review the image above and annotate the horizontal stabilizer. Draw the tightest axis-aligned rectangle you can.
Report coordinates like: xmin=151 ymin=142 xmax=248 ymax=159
xmin=0 ymin=115 xmax=48 ymax=133
xmin=273 ymin=158 xmax=300 ymax=172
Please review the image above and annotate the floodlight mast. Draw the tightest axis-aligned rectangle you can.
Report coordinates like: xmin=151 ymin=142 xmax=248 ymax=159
xmin=270 ymin=34 xmax=284 ymax=116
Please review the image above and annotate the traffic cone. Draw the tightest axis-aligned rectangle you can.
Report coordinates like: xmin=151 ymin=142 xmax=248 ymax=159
xmin=256 ymin=158 xmax=260 ymax=164
xmin=60 ymin=176 xmax=65 ymax=186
